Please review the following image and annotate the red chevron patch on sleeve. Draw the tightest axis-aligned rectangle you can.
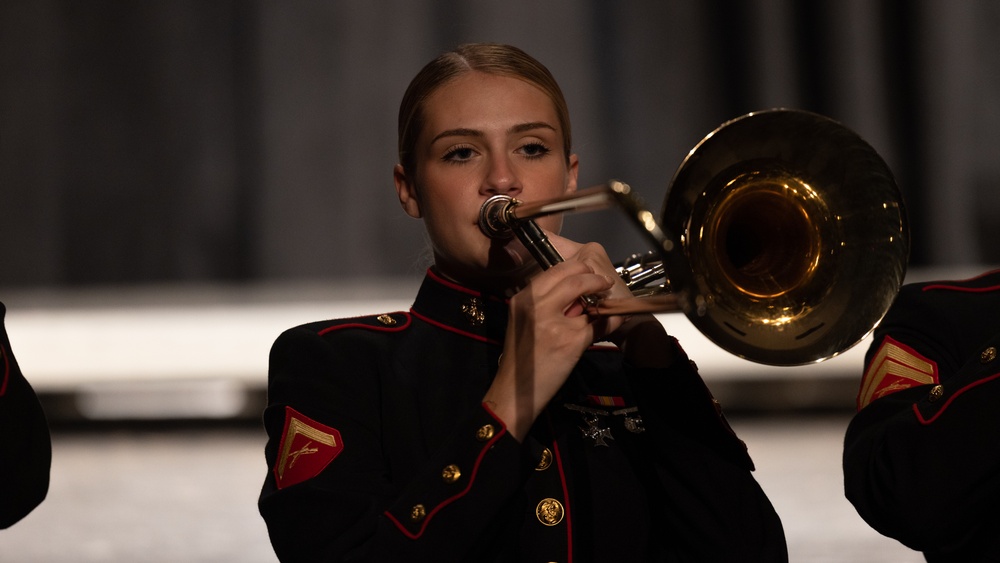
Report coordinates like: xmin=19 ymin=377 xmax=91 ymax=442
xmin=274 ymin=406 xmax=344 ymax=490
xmin=857 ymin=336 xmax=938 ymax=410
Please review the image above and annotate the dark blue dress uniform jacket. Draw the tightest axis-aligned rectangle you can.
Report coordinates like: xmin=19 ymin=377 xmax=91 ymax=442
xmin=0 ymin=301 xmax=51 ymax=528
xmin=844 ymin=269 xmax=1000 ymax=562
xmin=259 ymin=270 xmax=787 ymax=562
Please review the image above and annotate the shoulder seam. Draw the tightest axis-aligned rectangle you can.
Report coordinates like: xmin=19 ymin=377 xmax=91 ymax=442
xmin=314 ymin=312 xmax=412 ymax=336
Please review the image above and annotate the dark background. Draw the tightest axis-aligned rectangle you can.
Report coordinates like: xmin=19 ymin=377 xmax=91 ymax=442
xmin=3 ymin=0 xmax=998 ymax=289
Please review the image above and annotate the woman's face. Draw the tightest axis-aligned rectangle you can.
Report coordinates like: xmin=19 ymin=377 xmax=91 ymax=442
xmin=394 ymin=71 xmax=578 ymax=287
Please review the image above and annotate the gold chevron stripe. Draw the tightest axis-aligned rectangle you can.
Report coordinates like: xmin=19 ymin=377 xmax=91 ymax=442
xmin=859 ymin=338 xmax=937 ymax=409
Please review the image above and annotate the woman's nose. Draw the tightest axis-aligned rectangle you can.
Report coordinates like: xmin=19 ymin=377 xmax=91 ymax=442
xmin=481 ymin=155 xmax=522 ymax=196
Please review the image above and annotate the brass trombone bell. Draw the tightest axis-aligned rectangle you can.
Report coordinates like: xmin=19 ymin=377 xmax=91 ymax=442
xmin=477 ymin=109 xmax=910 ymax=366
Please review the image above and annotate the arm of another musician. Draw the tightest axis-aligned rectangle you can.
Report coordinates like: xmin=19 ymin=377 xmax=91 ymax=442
xmin=843 ymin=283 xmax=1000 ymax=552
xmin=0 ymin=303 xmax=51 ymax=528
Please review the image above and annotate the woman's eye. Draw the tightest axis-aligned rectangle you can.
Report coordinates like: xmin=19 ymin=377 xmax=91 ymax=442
xmin=443 ymin=146 xmax=476 ymax=163
xmin=520 ymin=142 xmax=551 ymax=159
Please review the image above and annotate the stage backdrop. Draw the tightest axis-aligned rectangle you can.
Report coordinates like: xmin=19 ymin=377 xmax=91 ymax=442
xmin=2 ymin=0 xmax=999 ymax=287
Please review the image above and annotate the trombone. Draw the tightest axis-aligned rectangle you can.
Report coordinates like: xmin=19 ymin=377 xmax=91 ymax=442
xmin=477 ymin=109 xmax=909 ymax=367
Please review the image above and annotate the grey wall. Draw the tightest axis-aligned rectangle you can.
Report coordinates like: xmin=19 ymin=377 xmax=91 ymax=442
xmin=3 ymin=0 xmax=999 ymax=288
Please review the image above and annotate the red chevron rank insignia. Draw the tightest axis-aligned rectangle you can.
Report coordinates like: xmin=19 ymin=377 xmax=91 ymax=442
xmin=857 ymin=336 xmax=938 ymax=410
xmin=274 ymin=406 xmax=344 ymax=489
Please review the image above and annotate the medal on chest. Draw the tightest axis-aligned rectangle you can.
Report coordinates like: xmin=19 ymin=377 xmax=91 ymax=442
xmin=564 ymin=402 xmax=646 ymax=446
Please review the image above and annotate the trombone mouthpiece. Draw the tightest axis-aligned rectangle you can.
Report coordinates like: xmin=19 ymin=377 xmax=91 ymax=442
xmin=478 ymin=194 xmax=517 ymax=239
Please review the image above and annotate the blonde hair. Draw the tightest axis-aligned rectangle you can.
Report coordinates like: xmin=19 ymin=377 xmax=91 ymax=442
xmin=397 ymin=43 xmax=572 ymax=175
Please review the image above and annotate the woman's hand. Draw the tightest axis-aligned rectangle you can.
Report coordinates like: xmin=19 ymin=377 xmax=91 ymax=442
xmin=483 ymin=254 xmax=615 ymax=441
xmin=547 ymin=233 xmax=677 ymax=368
xmin=484 ymin=232 xmax=679 ymax=440
xmin=502 ymin=231 xmax=633 ymax=338
xmin=484 ymin=232 xmax=643 ymax=441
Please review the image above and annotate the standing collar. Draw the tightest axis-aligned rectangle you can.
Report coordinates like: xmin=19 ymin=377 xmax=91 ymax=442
xmin=410 ymin=269 xmax=509 ymax=344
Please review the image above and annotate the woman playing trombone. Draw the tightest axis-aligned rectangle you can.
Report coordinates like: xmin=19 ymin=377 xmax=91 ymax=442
xmin=258 ymin=42 xmax=787 ymax=562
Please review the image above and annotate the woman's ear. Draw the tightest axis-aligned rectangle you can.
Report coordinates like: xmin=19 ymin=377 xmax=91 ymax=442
xmin=566 ymin=153 xmax=579 ymax=194
xmin=394 ymin=164 xmax=422 ymax=218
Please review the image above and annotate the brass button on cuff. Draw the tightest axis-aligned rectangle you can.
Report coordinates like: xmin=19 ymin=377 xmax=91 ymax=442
xmin=535 ymin=448 xmax=553 ymax=471
xmin=476 ymin=424 xmax=495 ymax=441
xmin=536 ymin=498 xmax=565 ymax=526
xmin=982 ymin=346 xmax=997 ymax=364
xmin=410 ymin=504 xmax=426 ymax=522
xmin=441 ymin=464 xmax=461 ymax=484
xmin=928 ymin=384 xmax=944 ymax=402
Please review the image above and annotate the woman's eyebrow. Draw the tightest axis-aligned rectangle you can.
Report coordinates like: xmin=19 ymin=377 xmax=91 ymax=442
xmin=510 ymin=121 xmax=556 ymax=134
xmin=430 ymin=128 xmax=482 ymax=144
xmin=431 ymin=122 xmax=557 ymax=145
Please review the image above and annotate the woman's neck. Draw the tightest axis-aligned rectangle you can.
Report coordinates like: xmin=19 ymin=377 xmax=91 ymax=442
xmin=431 ymin=262 xmax=537 ymax=298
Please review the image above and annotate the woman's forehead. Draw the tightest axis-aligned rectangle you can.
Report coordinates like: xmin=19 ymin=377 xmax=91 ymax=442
xmin=420 ymin=73 xmax=561 ymax=138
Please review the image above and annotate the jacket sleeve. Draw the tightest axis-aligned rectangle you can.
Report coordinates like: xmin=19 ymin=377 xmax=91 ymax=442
xmin=626 ymin=339 xmax=788 ymax=562
xmin=843 ymin=287 xmax=1000 ymax=553
xmin=257 ymin=325 xmax=532 ymax=562
xmin=0 ymin=305 xmax=51 ymax=529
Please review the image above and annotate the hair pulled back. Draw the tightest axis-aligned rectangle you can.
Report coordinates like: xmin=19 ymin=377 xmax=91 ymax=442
xmin=397 ymin=43 xmax=572 ymax=175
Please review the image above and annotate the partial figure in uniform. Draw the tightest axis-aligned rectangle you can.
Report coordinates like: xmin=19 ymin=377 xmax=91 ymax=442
xmin=258 ymin=43 xmax=787 ymax=562
xmin=844 ymin=269 xmax=1000 ymax=561
xmin=0 ymin=301 xmax=51 ymax=528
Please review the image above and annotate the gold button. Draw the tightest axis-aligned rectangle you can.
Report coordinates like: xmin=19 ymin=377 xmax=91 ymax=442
xmin=376 ymin=314 xmax=396 ymax=326
xmin=982 ymin=346 xmax=997 ymax=364
xmin=476 ymin=424 xmax=495 ymax=441
xmin=928 ymin=384 xmax=944 ymax=402
xmin=535 ymin=448 xmax=553 ymax=471
xmin=441 ymin=464 xmax=461 ymax=483
xmin=536 ymin=498 xmax=565 ymax=526
xmin=410 ymin=504 xmax=426 ymax=522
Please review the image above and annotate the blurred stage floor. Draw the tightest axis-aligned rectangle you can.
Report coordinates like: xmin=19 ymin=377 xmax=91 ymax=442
xmin=0 ymin=416 xmax=924 ymax=562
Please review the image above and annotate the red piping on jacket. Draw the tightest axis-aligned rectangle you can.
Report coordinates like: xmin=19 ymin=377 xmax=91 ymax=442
xmin=426 ymin=268 xmax=485 ymax=297
xmin=922 ymin=268 xmax=1000 ymax=293
xmin=914 ymin=371 xmax=1000 ymax=425
xmin=411 ymin=308 xmax=623 ymax=352
xmin=384 ymin=404 xmax=508 ymax=539
xmin=922 ymin=283 xmax=1000 ymax=294
xmin=316 ymin=313 xmax=412 ymax=336
xmin=552 ymin=441 xmax=573 ymax=563
xmin=409 ymin=309 xmax=498 ymax=345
